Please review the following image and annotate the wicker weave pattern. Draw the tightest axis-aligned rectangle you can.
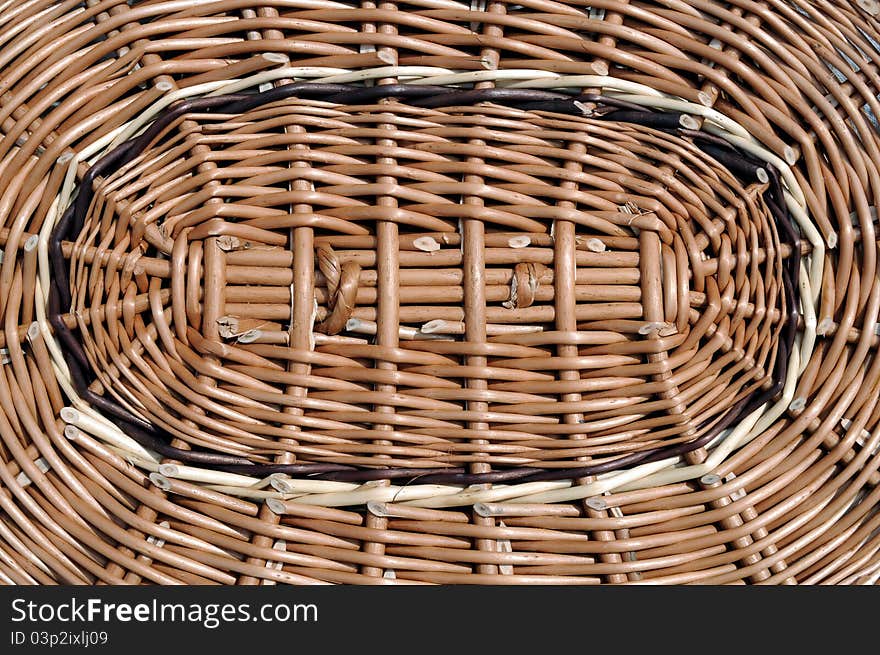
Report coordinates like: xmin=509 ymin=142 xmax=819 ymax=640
xmin=0 ymin=0 xmax=878 ymax=585
xmin=64 ymin=97 xmax=788 ymax=475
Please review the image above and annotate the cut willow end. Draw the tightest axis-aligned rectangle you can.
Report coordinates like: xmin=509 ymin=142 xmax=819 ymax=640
xmin=262 ymin=52 xmax=289 ymax=64
xmin=266 ymin=498 xmax=287 ymax=515
xmin=149 ymin=473 xmax=172 ymax=491
xmin=413 ymin=236 xmax=441 ymax=252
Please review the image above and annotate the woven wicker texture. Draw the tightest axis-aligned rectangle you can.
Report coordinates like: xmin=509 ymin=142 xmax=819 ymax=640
xmin=0 ymin=0 xmax=878 ymax=585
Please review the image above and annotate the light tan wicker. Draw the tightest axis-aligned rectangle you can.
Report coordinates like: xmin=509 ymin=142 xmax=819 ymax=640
xmin=0 ymin=0 xmax=878 ymax=585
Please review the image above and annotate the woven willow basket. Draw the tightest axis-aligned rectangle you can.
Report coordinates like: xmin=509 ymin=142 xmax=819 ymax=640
xmin=0 ymin=0 xmax=879 ymax=585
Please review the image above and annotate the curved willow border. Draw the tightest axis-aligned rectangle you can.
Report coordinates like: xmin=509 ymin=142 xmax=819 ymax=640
xmin=34 ymin=67 xmax=817 ymax=508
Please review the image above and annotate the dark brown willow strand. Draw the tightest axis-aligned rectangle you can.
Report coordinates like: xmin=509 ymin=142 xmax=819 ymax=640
xmin=48 ymin=81 xmax=799 ymax=485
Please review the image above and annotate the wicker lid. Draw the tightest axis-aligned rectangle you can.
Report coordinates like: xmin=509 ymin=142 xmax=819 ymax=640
xmin=1 ymin=0 xmax=879 ymax=586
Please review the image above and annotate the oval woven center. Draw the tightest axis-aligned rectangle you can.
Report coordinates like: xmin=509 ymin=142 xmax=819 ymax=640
xmin=65 ymin=97 xmax=789 ymax=472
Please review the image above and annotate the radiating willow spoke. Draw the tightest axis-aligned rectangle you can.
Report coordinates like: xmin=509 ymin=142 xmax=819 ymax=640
xmin=0 ymin=0 xmax=878 ymax=585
